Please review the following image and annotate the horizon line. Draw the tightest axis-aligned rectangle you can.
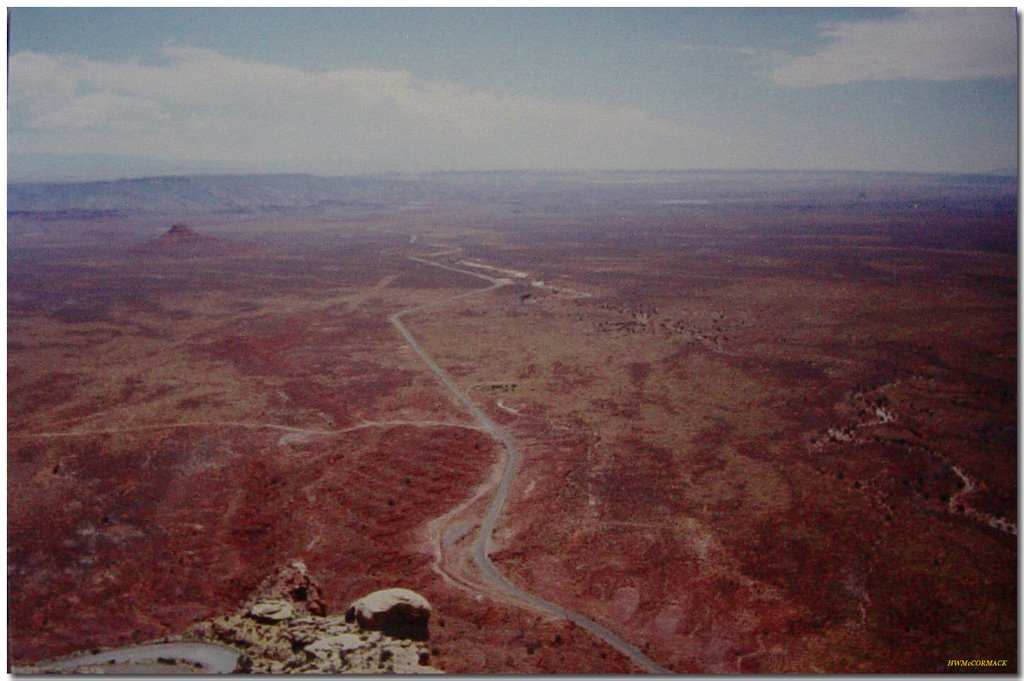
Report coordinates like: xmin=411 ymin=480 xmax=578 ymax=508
xmin=8 ymin=166 xmax=1018 ymax=187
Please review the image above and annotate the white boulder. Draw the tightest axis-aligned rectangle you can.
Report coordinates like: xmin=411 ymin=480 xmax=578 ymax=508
xmin=345 ymin=589 xmax=432 ymax=641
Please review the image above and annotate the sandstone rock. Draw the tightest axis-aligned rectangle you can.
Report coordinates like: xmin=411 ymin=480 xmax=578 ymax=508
xmin=248 ymin=561 xmax=326 ymax=616
xmin=249 ymin=599 xmax=295 ymax=623
xmin=186 ymin=564 xmax=442 ymax=673
xmin=306 ymin=633 xmax=367 ymax=656
xmin=346 ymin=589 xmax=432 ymax=641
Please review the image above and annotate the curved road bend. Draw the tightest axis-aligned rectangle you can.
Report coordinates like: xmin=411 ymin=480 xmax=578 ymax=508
xmin=34 ymin=642 xmax=242 ymax=674
xmin=391 ymin=258 xmax=672 ymax=675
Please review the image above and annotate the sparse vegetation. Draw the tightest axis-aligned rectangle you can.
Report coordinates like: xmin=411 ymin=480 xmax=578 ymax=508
xmin=7 ymin=171 xmax=1016 ymax=673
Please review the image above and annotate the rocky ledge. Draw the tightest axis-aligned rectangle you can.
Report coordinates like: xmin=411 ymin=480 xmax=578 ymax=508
xmin=187 ymin=561 xmax=442 ymax=674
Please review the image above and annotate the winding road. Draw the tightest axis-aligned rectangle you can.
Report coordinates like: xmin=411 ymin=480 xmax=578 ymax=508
xmin=392 ymin=254 xmax=672 ymax=674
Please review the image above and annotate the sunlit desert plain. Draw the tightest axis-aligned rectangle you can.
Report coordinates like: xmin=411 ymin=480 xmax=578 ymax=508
xmin=7 ymin=170 xmax=1016 ymax=673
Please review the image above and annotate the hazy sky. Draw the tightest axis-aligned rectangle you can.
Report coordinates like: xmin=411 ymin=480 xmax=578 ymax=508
xmin=7 ymin=8 xmax=1018 ymax=181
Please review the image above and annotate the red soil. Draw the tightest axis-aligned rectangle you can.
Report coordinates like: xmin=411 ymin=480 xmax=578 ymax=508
xmin=7 ymin=421 xmax=633 ymax=672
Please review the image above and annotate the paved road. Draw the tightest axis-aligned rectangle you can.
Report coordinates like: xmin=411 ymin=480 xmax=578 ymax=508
xmin=391 ymin=257 xmax=672 ymax=675
xmin=32 ymin=642 xmax=242 ymax=674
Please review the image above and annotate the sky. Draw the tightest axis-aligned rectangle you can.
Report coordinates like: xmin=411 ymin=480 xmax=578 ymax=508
xmin=6 ymin=7 xmax=1019 ymax=182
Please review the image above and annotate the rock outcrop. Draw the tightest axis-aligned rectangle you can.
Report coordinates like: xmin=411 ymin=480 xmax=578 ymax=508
xmin=345 ymin=588 xmax=432 ymax=641
xmin=187 ymin=562 xmax=441 ymax=674
xmin=249 ymin=599 xmax=296 ymax=624
xmin=130 ymin=223 xmax=251 ymax=257
xmin=247 ymin=560 xmax=326 ymax=617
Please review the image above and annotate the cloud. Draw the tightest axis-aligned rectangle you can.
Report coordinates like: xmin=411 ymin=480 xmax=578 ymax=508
xmin=668 ymin=44 xmax=761 ymax=57
xmin=769 ymin=8 xmax=1017 ymax=88
xmin=31 ymin=91 xmax=167 ymax=131
xmin=8 ymin=46 xmax=711 ymax=174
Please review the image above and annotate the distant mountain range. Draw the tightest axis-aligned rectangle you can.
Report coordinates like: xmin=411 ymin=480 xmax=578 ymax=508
xmin=8 ymin=170 xmax=1016 ymax=215
xmin=7 ymin=174 xmax=439 ymax=214
xmin=7 ymin=171 xmax=611 ymax=213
